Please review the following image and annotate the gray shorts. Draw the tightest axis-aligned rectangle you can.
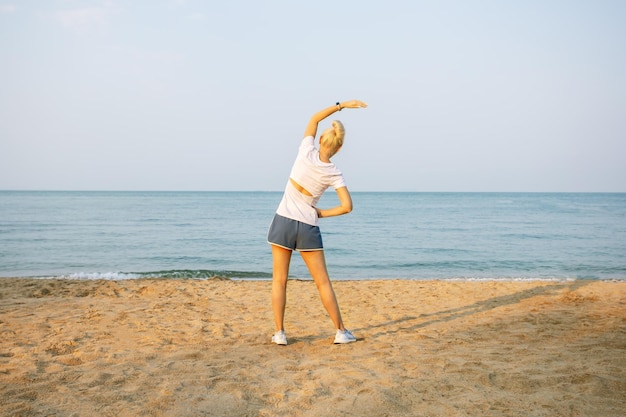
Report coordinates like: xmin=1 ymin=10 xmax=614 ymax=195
xmin=267 ymin=214 xmax=323 ymax=251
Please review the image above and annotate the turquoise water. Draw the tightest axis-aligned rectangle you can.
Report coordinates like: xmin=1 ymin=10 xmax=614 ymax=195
xmin=0 ymin=191 xmax=624 ymax=280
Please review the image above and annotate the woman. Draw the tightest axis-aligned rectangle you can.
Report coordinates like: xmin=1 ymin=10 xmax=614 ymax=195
xmin=267 ymin=99 xmax=368 ymax=345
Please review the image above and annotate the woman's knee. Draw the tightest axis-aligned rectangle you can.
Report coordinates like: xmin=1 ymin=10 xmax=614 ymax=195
xmin=273 ymin=274 xmax=288 ymax=287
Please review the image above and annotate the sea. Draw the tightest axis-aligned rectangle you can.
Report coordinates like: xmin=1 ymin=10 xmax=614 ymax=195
xmin=1 ymin=191 xmax=625 ymax=281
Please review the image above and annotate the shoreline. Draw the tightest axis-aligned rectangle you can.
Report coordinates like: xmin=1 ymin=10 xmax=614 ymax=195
xmin=2 ymin=275 xmax=624 ymax=282
xmin=1 ymin=278 xmax=625 ymax=416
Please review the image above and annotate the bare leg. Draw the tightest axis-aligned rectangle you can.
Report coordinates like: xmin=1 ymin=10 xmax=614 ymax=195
xmin=300 ymin=250 xmax=345 ymax=331
xmin=271 ymin=245 xmax=292 ymax=332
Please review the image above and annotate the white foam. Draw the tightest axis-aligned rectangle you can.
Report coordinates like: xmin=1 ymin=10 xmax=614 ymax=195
xmin=62 ymin=272 xmax=142 ymax=280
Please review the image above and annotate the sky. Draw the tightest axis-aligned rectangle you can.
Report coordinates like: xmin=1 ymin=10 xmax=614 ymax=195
xmin=1 ymin=1 xmax=625 ymax=192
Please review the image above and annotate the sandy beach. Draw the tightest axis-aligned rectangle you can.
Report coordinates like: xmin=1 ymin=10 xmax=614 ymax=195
xmin=1 ymin=278 xmax=624 ymax=416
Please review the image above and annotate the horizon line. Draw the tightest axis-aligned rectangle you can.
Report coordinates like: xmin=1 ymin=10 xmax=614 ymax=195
xmin=1 ymin=189 xmax=625 ymax=194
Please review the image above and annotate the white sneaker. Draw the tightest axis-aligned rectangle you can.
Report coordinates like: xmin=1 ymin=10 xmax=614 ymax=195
xmin=271 ymin=330 xmax=287 ymax=346
xmin=334 ymin=329 xmax=357 ymax=344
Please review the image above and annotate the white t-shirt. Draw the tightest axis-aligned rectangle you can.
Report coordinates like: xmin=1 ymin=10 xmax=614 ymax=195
xmin=276 ymin=136 xmax=346 ymax=226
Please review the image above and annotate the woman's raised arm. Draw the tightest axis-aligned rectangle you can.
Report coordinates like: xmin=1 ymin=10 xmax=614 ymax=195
xmin=304 ymin=100 xmax=368 ymax=138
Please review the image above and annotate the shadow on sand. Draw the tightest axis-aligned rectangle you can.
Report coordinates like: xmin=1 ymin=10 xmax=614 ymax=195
xmin=359 ymin=280 xmax=590 ymax=339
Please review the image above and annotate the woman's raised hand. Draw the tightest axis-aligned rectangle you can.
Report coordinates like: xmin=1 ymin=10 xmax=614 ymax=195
xmin=342 ymin=100 xmax=368 ymax=109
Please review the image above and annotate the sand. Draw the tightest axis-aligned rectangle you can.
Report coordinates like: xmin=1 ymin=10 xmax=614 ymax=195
xmin=0 ymin=278 xmax=625 ymax=417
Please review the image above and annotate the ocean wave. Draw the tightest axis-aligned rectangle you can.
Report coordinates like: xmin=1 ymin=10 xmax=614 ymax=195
xmin=31 ymin=272 xmax=624 ymax=282
xmin=44 ymin=270 xmax=273 ymax=280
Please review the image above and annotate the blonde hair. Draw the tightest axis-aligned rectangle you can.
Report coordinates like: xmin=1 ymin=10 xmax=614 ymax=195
xmin=320 ymin=120 xmax=345 ymax=154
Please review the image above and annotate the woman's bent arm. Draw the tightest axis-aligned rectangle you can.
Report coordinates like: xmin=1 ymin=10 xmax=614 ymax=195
xmin=316 ymin=187 xmax=353 ymax=218
xmin=304 ymin=100 xmax=368 ymax=138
